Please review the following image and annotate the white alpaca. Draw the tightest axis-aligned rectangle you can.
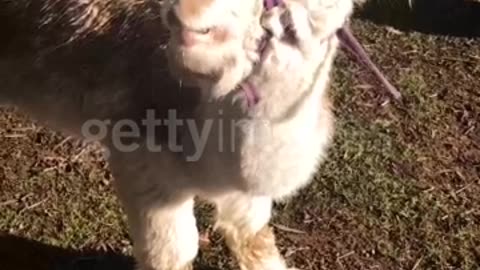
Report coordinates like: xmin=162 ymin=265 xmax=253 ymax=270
xmin=0 ymin=0 xmax=353 ymax=269
xmin=135 ymin=0 xmax=354 ymax=269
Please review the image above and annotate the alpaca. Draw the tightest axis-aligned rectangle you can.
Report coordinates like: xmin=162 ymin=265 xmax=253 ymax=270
xmin=156 ymin=0 xmax=354 ymax=269
xmin=0 ymin=0 xmax=353 ymax=269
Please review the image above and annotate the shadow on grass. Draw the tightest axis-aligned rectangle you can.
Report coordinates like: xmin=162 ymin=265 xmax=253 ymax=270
xmin=356 ymin=0 xmax=480 ymax=38
xmin=0 ymin=234 xmax=134 ymax=270
xmin=0 ymin=234 xmax=223 ymax=270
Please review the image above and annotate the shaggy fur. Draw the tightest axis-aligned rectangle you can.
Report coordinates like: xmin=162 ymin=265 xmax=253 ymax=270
xmin=161 ymin=0 xmax=265 ymax=98
xmin=0 ymin=0 xmax=199 ymax=137
xmin=0 ymin=0 xmax=353 ymax=269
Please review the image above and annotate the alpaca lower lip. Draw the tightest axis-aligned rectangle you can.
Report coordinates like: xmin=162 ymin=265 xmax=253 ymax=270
xmin=336 ymin=27 xmax=402 ymax=101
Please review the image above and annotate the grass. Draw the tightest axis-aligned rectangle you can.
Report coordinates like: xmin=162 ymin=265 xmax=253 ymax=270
xmin=1 ymin=17 xmax=479 ymax=270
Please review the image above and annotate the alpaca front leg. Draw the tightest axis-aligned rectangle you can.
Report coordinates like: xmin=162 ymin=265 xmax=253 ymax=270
xmin=213 ymin=192 xmax=296 ymax=270
xmin=126 ymin=197 xmax=198 ymax=270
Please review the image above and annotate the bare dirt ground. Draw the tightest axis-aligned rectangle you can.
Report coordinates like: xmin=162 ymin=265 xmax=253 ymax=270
xmin=1 ymin=3 xmax=479 ymax=270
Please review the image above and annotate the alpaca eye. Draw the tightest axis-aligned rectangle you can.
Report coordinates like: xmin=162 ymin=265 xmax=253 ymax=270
xmin=195 ymin=28 xmax=211 ymax=34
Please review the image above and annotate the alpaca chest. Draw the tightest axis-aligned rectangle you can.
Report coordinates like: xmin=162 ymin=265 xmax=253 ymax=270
xmin=182 ymin=93 xmax=333 ymax=199
xmin=236 ymin=112 xmax=331 ymax=199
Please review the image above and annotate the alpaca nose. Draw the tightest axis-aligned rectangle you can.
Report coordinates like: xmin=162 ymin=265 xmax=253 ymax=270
xmin=179 ymin=29 xmax=196 ymax=47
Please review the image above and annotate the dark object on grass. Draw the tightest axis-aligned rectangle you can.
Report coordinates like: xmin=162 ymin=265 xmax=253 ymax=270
xmin=356 ymin=0 xmax=480 ymax=38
